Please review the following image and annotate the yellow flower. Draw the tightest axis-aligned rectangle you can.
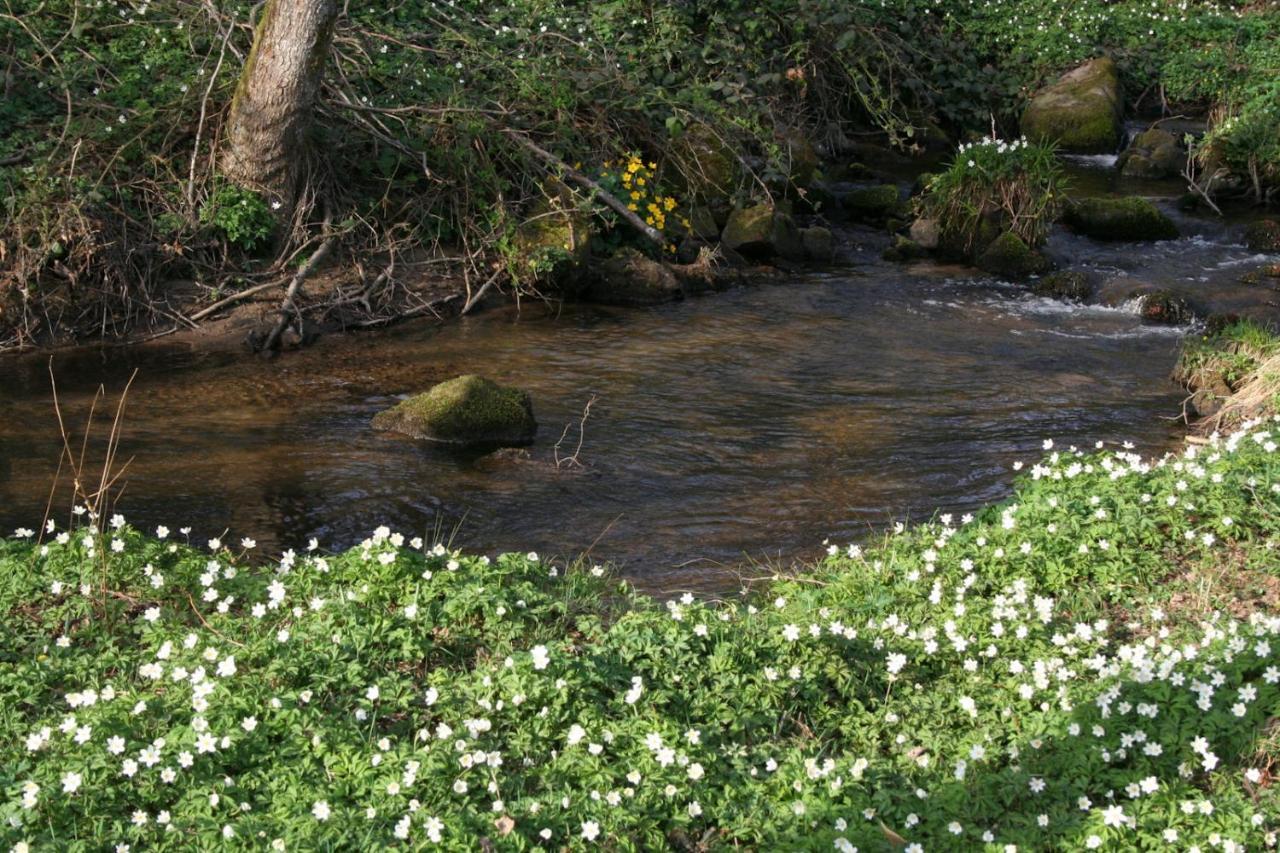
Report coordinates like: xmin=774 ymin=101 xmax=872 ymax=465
xmin=648 ymin=161 xmax=657 ymax=170
xmin=663 ymin=197 xmax=677 ymax=211
xmin=630 ymin=191 xmax=641 ymax=201
xmin=627 ymin=203 xmax=637 ymax=211
xmin=637 ymin=177 xmax=646 ymax=186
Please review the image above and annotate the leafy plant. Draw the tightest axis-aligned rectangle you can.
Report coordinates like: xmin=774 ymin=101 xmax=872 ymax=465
xmin=198 ymin=183 xmax=276 ymax=252
xmin=917 ymin=136 xmax=1065 ymax=253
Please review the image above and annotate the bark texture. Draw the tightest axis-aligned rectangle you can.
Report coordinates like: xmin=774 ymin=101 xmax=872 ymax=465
xmin=220 ymin=0 xmax=339 ymax=202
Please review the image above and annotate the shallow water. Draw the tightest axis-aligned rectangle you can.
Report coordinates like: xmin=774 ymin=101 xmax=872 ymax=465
xmin=1 ymin=186 xmax=1271 ymax=592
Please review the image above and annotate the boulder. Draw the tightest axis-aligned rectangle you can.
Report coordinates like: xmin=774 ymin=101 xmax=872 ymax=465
xmin=670 ymin=124 xmax=740 ymax=202
xmin=975 ymin=232 xmax=1051 ymax=280
xmin=1118 ymin=127 xmax=1185 ymax=178
xmin=778 ymin=127 xmax=821 ymax=187
xmin=1135 ymin=289 xmax=1192 ymax=325
xmin=1032 ymin=270 xmax=1093 ymax=302
xmin=909 ymin=218 xmax=940 ymax=249
xmin=882 ymin=236 xmax=931 ymax=263
xmin=513 ymin=199 xmax=592 ymax=290
xmin=581 ymin=248 xmax=684 ymax=306
xmin=721 ymin=204 xmax=804 ymax=260
xmin=372 ymin=375 xmax=537 ymax=448
xmin=1243 ymin=219 xmax=1280 ymax=252
xmin=1021 ymin=57 xmax=1123 ymax=154
xmin=842 ymin=184 xmax=903 ymax=224
xmin=800 ymin=226 xmax=835 ymax=262
xmin=1063 ymin=197 xmax=1179 ymax=241
xmin=686 ymin=206 xmax=721 ymax=242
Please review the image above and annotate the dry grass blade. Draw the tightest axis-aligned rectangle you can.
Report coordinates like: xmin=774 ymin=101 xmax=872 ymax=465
xmin=1209 ymin=352 xmax=1280 ymax=432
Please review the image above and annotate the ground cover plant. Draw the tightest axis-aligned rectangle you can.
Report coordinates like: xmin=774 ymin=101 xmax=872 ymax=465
xmin=3 ymin=0 xmax=1279 ymax=347
xmin=3 ymin=414 xmax=1280 ymax=849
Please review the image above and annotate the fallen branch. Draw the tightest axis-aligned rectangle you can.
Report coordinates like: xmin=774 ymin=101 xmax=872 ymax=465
xmin=502 ymin=130 xmax=664 ymax=249
xmin=262 ymin=209 xmax=336 ymax=352
xmin=461 ymin=268 xmax=503 ymax=315
xmin=351 ymin=293 xmax=461 ymax=327
xmin=188 ymin=279 xmax=283 ymax=322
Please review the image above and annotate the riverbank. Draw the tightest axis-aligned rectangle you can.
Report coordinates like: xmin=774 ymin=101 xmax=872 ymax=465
xmin=3 ymin=0 xmax=1278 ymax=352
xmin=3 ymin=368 xmax=1279 ymax=848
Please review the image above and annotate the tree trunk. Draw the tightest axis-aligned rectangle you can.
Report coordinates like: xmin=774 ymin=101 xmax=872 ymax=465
xmin=220 ymin=0 xmax=339 ymax=204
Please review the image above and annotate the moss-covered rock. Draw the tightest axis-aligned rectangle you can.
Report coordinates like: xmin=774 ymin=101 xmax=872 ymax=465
xmin=778 ymin=127 xmax=821 ymax=187
xmin=721 ymin=204 xmax=804 ymax=259
xmin=512 ymin=198 xmax=592 ymax=290
xmin=1063 ymin=197 xmax=1179 ymax=241
xmin=686 ymin=206 xmax=721 ymax=242
xmin=1032 ymin=270 xmax=1093 ymax=302
xmin=800 ymin=226 xmax=834 ymax=262
xmin=842 ymin=184 xmax=903 ymax=224
xmin=1243 ymin=219 xmax=1280 ymax=252
xmin=581 ymin=248 xmax=684 ymax=306
xmin=372 ymin=376 xmax=537 ymax=448
xmin=937 ymin=215 xmax=1001 ymax=261
xmin=1118 ymin=128 xmax=1184 ymax=178
xmin=1136 ymin=289 xmax=1192 ymax=325
xmin=881 ymin=236 xmax=931 ymax=263
xmin=670 ymin=124 xmax=740 ymax=202
xmin=975 ymin=231 xmax=1051 ymax=280
xmin=1021 ymin=57 xmax=1123 ymax=154
xmin=908 ymin=217 xmax=940 ymax=249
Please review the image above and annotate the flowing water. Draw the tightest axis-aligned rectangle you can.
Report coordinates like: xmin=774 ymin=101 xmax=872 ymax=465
xmin=0 ymin=186 xmax=1271 ymax=592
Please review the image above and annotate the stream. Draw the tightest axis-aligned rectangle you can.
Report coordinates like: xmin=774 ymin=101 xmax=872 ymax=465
xmin=1 ymin=176 xmax=1271 ymax=592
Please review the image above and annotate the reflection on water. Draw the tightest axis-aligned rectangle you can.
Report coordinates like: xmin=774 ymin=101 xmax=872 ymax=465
xmin=1 ymin=229 xmax=1236 ymax=592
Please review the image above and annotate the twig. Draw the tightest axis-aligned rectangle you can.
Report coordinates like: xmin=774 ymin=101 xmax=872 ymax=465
xmin=187 ymin=14 xmax=235 ymax=211
xmin=262 ymin=208 xmax=336 ymax=351
xmin=461 ymin=268 xmax=502 ymax=315
xmin=502 ymin=130 xmax=665 ymax=249
xmin=188 ymin=279 xmax=283 ymax=322
xmin=554 ymin=394 xmax=597 ymax=469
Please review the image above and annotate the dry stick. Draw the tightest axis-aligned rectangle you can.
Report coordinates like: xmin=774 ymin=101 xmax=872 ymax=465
xmin=502 ymin=130 xmax=664 ymax=249
xmin=262 ymin=211 xmax=337 ymax=351
xmin=461 ymin=268 xmax=503 ymax=315
xmin=352 ymin=293 xmax=461 ymax=327
xmin=188 ymin=279 xmax=283 ymax=322
xmin=186 ymin=15 xmax=235 ymax=211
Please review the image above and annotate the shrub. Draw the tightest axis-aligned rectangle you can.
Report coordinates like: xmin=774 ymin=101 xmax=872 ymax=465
xmin=916 ymin=136 xmax=1065 ymax=255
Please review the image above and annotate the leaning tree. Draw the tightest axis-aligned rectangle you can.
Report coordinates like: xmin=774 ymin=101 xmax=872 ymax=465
xmin=220 ymin=0 xmax=340 ymax=206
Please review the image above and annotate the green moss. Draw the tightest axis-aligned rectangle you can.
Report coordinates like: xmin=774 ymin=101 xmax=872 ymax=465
xmin=1063 ymin=197 xmax=1179 ymax=241
xmin=1021 ymin=57 xmax=1123 ymax=154
xmin=670 ymin=124 xmax=740 ymax=201
xmin=512 ymin=201 xmax=592 ymax=289
xmin=1136 ymin=289 xmax=1192 ymax=325
xmin=842 ymin=184 xmax=902 ymax=223
xmin=1032 ymin=270 xmax=1092 ymax=301
xmin=1243 ymin=219 xmax=1280 ymax=252
xmin=371 ymin=375 xmax=537 ymax=447
xmin=721 ymin=204 xmax=804 ymax=259
xmin=975 ymin=231 xmax=1051 ymax=280
xmin=881 ymin=235 xmax=930 ymax=262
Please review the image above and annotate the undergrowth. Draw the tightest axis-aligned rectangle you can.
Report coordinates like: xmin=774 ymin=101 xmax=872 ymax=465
xmin=2 ymin=419 xmax=1280 ymax=849
xmin=1 ymin=0 xmax=1278 ymax=347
